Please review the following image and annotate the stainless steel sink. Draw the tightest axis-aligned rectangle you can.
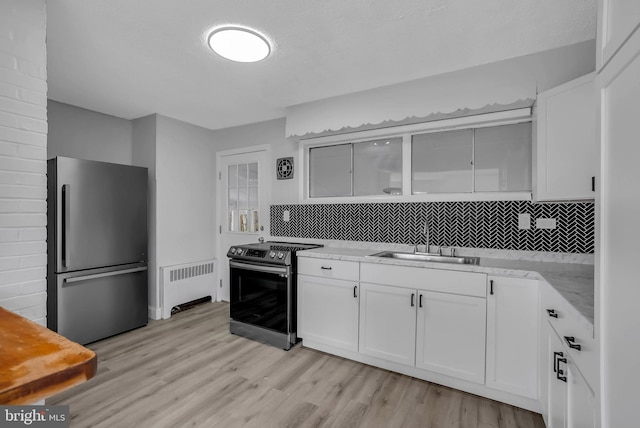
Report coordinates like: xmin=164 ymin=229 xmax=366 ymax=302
xmin=368 ymin=251 xmax=480 ymax=265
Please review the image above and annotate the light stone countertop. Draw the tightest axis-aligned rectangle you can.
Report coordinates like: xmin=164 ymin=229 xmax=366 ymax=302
xmin=297 ymin=246 xmax=594 ymax=330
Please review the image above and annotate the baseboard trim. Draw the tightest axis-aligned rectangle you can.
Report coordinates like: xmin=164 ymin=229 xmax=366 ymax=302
xmin=148 ymin=306 xmax=161 ymax=320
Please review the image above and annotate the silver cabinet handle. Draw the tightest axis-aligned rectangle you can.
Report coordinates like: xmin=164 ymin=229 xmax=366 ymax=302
xmin=64 ymin=266 xmax=147 ymax=284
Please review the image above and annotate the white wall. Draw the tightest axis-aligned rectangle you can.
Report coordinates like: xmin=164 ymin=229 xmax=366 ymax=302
xmin=131 ymin=115 xmax=157 ymax=317
xmin=47 ymin=99 xmax=133 ymax=164
xmin=0 ymin=0 xmax=48 ymax=324
xmin=155 ymin=115 xmax=216 ymax=270
xmin=132 ymin=114 xmax=216 ymax=316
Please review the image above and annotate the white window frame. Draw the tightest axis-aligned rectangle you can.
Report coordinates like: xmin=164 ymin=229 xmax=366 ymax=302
xmin=298 ymin=108 xmax=533 ymax=203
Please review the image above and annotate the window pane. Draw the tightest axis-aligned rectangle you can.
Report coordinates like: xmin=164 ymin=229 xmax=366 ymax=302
xmin=412 ymin=129 xmax=473 ymax=193
xmin=228 ymin=188 xmax=238 ymax=210
xmin=474 ymin=123 xmax=532 ymax=192
xmin=309 ymin=144 xmax=352 ymax=197
xmin=353 ymin=138 xmax=403 ymax=196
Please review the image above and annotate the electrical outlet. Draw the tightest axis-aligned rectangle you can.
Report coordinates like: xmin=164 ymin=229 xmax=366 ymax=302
xmin=283 ymin=210 xmax=290 ymax=222
xmin=536 ymin=218 xmax=557 ymax=229
xmin=518 ymin=213 xmax=531 ymax=230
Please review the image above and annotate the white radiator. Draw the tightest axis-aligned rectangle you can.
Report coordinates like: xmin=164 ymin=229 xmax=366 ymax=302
xmin=160 ymin=259 xmax=216 ymax=319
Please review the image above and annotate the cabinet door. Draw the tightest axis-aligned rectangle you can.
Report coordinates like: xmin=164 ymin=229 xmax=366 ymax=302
xmin=359 ymin=282 xmax=416 ymax=366
xmin=535 ymin=73 xmax=596 ymax=201
xmin=566 ymin=360 xmax=596 ymax=428
xmin=416 ymin=291 xmax=486 ymax=384
xmin=486 ymin=276 xmax=539 ymax=398
xmin=548 ymin=325 xmax=568 ymax=428
xmin=297 ymin=275 xmax=359 ymax=352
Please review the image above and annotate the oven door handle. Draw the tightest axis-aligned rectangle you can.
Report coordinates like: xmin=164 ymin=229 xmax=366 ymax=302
xmin=229 ymin=260 xmax=289 ymax=276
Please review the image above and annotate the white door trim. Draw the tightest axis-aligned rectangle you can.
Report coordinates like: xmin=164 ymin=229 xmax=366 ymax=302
xmin=215 ymin=144 xmax=271 ymax=301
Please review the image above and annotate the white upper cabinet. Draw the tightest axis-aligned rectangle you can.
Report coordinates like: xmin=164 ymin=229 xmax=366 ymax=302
xmin=597 ymin=0 xmax=640 ymax=70
xmin=534 ymin=73 xmax=596 ymax=202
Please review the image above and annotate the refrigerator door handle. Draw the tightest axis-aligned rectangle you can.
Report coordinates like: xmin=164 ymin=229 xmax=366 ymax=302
xmin=63 ymin=266 xmax=148 ymax=285
xmin=62 ymin=184 xmax=70 ymax=267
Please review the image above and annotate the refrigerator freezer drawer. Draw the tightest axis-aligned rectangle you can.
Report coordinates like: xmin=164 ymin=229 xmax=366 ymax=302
xmin=49 ymin=265 xmax=148 ymax=345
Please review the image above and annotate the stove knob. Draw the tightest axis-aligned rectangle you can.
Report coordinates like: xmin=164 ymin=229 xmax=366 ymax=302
xmin=230 ymin=247 xmax=236 ymax=254
xmin=269 ymin=251 xmax=276 ymax=258
xmin=236 ymin=249 xmax=243 ymax=256
xmin=277 ymin=252 xmax=284 ymax=259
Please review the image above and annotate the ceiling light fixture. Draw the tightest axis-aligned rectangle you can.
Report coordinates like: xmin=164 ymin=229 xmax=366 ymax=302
xmin=207 ymin=26 xmax=271 ymax=63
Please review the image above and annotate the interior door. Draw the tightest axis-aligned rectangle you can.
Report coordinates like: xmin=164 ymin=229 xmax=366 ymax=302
xmin=55 ymin=157 xmax=148 ymax=272
xmin=217 ymin=149 xmax=268 ymax=301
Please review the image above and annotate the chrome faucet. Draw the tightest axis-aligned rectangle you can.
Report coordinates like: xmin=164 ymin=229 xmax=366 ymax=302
xmin=415 ymin=219 xmax=430 ymax=254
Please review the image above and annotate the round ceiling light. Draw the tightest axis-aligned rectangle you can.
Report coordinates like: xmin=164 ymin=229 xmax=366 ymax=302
xmin=207 ymin=26 xmax=271 ymax=63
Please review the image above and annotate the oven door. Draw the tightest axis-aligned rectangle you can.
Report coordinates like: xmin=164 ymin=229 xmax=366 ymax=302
xmin=229 ymin=260 xmax=292 ymax=335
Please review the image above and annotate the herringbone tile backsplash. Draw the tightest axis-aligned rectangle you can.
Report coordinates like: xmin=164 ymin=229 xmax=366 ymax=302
xmin=270 ymin=201 xmax=594 ymax=253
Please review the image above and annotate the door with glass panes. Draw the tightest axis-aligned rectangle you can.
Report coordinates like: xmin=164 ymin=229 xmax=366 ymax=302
xmin=218 ymin=149 xmax=268 ymax=301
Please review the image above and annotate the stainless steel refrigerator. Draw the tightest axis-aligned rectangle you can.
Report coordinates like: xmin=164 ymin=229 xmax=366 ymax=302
xmin=47 ymin=157 xmax=148 ymax=345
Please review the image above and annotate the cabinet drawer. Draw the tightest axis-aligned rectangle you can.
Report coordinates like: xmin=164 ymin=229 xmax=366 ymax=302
xmin=541 ymin=283 xmax=597 ymax=390
xmin=297 ymin=257 xmax=359 ymax=281
xmin=360 ymin=263 xmax=486 ymax=298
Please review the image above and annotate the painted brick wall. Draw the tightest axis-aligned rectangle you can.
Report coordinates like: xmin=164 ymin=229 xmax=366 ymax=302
xmin=0 ymin=0 xmax=48 ymax=324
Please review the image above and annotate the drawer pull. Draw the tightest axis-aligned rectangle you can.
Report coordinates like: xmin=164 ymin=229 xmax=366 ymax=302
xmin=564 ymin=336 xmax=582 ymax=351
xmin=353 ymin=285 xmax=358 ymax=298
xmin=320 ymin=266 xmax=332 ymax=270
xmin=419 ymin=294 xmax=423 ymax=308
xmin=546 ymin=309 xmax=558 ymax=318
xmin=411 ymin=293 xmax=415 ymax=307
xmin=490 ymin=279 xmax=494 ymax=295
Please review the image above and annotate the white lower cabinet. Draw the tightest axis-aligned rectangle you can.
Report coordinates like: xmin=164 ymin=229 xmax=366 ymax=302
xmin=486 ymin=276 xmax=539 ymax=399
xmin=545 ymin=322 xmax=596 ymax=428
xmin=297 ymin=274 xmax=359 ymax=352
xmin=358 ymin=282 xmax=416 ymax=366
xmin=358 ymin=280 xmax=487 ymax=384
xmin=416 ymin=290 xmax=486 ymax=384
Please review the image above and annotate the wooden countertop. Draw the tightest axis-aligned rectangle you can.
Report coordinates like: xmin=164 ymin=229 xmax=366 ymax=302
xmin=0 ymin=307 xmax=97 ymax=404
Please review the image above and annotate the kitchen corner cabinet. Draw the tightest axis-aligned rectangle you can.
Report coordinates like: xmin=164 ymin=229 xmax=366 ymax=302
xmin=486 ymin=276 xmax=539 ymax=399
xmin=534 ymin=73 xmax=596 ymax=202
xmin=543 ymin=321 xmax=596 ymax=428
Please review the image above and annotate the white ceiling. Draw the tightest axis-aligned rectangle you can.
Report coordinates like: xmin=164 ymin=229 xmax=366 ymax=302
xmin=46 ymin=0 xmax=596 ymax=131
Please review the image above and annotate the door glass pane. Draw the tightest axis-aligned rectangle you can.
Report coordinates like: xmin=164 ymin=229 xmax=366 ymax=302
xmin=474 ymin=123 xmax=532 ymax=192
xmin=227 ymin=162 xmax=260 ymax=232
xmin=412 ymin=129 xmax=473 ymax=193
xmin=353 ymin=138 xmax=403 ymax=196
xmin=238 ymin=164 xmax=248 ymax=186
xmin=248 ymin=163 xmax=258 ymax=186
xmin=228 ymin=165 xmax=238 ymax=187
xmin=309 ymin=144 xmax=352 ymax=197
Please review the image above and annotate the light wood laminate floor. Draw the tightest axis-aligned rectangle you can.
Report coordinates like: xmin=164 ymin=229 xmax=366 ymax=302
xmin=48 ymin=302 xmax=546 ymax=428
